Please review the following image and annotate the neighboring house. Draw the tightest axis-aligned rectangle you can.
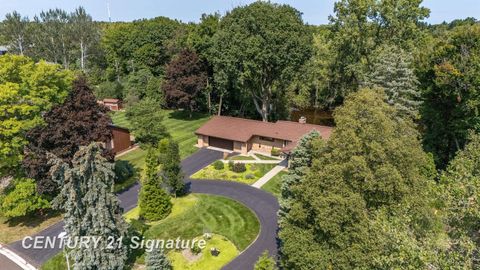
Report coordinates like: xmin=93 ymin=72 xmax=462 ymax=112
xmin=195 ymin=116 xmax=332 ymax=156
xmin=106 ymin=125 xmax=133 ymax=154
xmin=98 ymin=98 xmax=123 ymax=111
xmin=0 ymin=45 xmax=8 ymax=55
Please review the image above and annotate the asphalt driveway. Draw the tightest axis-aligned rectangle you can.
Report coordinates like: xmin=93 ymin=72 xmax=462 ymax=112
xmin=8 ymin=148 xmax=279 ymax=270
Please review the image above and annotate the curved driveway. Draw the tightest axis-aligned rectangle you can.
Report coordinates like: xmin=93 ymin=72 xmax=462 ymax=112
xmin=8 ymin=148 xmax=279 ymax=270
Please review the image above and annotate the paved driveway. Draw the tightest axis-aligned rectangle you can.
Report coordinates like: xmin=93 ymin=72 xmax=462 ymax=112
xmin=8 ymin=148 xmax=279 ymax=270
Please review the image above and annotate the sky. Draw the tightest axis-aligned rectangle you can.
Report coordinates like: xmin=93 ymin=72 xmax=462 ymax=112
xmin=0 ymin=0 xmax=478 ymax=25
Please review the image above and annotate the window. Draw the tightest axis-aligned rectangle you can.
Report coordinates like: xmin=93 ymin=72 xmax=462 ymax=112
xmin=259 ymin=136 xmax=274 ymax=142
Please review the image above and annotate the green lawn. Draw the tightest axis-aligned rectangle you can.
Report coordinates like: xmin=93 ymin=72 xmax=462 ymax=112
xmin=191 ymin=163 xmax=276 ymax=185
xmin=168 ymin=234 xmax=238 ymax=270
xmin=261 ymin=170 xmax=288 ymax=198
xmin=40 ymin=253 xmax=70 ymax=270
xmin=254 ymin=153 xmax=280 ymax=161
xmin=142 ymin=194 xmax=259 ymax=251
xmin=111 ymin=110 xmax=210 ymax=160
xmin=229 ymin=155 xmax=256 ymax=161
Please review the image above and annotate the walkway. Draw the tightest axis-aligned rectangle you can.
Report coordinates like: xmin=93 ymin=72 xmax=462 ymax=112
xmin=8 ymin=148 xmax=279 ymax=270
xmin=251 ymin=159 xmax=288 ymax=188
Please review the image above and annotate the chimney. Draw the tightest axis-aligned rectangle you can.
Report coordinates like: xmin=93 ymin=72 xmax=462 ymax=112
xmin=299 ymin=116 xmax=307 ymax=124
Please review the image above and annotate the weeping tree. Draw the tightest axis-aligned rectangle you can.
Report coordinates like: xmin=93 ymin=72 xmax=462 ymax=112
xmin=49 ymin=143 xmax=128 ymax=270
xmin=146 ymin=248 xmax=172 ymax=270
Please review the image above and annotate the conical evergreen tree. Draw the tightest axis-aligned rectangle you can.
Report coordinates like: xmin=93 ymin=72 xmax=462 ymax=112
xmin=158 ymin=138 xmax=185 ymax=197
xmin=279 ymin=130 xmax=321 ymax=219
xmin=138 ymin=147 xmax=172 ymax=221
xmin=49 ymin=143 xmax=128 ymax=270
xmin=364 ymin=44 xmax=422 ymax=119
xmin=145 ymin=248 xmax=172 ymax=270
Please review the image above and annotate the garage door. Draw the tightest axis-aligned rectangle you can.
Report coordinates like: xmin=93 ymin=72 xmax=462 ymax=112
xmin=209 ymin=136 xmax=234 ymax=150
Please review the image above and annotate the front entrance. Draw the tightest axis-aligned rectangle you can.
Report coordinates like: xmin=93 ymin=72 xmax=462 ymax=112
xmin=208 ymin=136 xmax=234 ymax=151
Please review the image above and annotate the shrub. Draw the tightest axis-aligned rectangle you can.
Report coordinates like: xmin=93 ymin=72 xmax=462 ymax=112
xmin=213 ymin=160 xmax=224 ymax=170
xmin=228 ymin=161 xmax=234 ymax=170
xmin=250 ymin=164 xmax=257 ymax=171
xmin=231 ymin=163 xmax=247 ymax=173
xmin=245 ymin=174 xmax=255 ymax=179
xmin=271 ymin=148 xmax=281 ymax=157
xmin=191 ymin=244 xmax=202 ymax=255
xmin=114 ymin=160 xmax=134 ymax=183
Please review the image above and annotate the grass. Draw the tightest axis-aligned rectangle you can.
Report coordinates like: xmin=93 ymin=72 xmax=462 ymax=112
xmin=0 ymin=212 xmax=63 ymax=244
xmin=254 ymin=153 xmax=280 ymax=161
xmin=168 ymin=234 xmax=238 ymax=270
xmin=40 ymin=252 xmax=70 ymax=270
xmin=111 ymin=110 xmax=210 ymax=160
xmin=111 ymin=110 xmax=210 ymax=190
xmin=191 ymin=163 xmax=276 ymax=185
xmin=261 ymin=170 xmax=288 ymax=198
xmin=141 ymin=194 xmax=259 ymax=251
xmin=229 ymin=155 xmax=256 ymax=161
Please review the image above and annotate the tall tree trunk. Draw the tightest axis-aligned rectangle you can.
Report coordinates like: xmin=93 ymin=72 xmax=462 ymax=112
xmin=252 ymin=96 xmax=269 ymax=122
xmin=206 ymin=77 xmax=212 ymax=114
xmin=217 ymin=93 xmax=223 ymax=116
xmin=80 ymin=40 xmax=85 ymax=71
xmin=17 ymin=36 xmax=23 ymax=55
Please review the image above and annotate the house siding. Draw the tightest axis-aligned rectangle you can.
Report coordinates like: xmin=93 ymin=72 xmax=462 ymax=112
xmin=250 ymin=136 xmax=286 ymax=154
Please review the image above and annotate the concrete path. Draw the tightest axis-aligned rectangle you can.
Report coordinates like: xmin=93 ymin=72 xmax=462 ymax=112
xmin=0 ymin=244 xmax=36 ymax=270
xmin=252 ymin=159 xmax=288 ymax=188
xmin=220 ymin=159 xmax=281 ymax=164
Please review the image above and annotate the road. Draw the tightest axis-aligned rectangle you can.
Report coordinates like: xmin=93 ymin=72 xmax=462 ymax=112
xmin=8 ymin=148 xmax=279 ymax=270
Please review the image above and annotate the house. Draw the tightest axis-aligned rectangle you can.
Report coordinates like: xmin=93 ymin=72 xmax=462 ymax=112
xmin=106 ymin=125 xmax=133 ymax=154
xmin=98 ymin=98 xmax=123 ymax=111
xmin=195 ymin=116 xmax=333 ymax=156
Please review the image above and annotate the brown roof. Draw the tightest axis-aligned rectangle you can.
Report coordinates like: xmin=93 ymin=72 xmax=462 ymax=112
xmin=195 ymin=116 xmax=332 ymax=145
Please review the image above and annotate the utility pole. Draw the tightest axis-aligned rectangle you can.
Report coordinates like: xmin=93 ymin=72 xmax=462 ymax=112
xmin=107 ymin=1 xmax=111 ymax=22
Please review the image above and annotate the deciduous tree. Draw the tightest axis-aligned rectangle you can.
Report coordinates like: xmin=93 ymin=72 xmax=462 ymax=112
xmin=0 ymin=178 xmax=50 ymax=218
xmin=0 ymin=54 xmax=72 ymax=177
xmin=279 ymin=89 xmax=441 ymax=269
xmin=125 ymin=98 xmax=168 ymax=146
xmin=212 ymin=2 xmax=312 ymax=121
xmin=22 ymin=76 xmax=112 ymax=195
xmin=163 ymin=49 xmax=207 ymax=116
xmin=254 ymin=251 xmax=277 ymax=270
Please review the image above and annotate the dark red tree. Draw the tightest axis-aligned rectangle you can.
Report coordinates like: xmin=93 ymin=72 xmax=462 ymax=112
xmin=163 ymin=49 xmax=207 ymax=116
xmin=23 ymin=76 xmax=114 ymax=195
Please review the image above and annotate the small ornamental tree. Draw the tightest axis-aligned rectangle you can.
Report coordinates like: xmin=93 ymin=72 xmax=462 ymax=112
xmin=49 ymin=143 xmax=128 ymax=270
xmin=23 ymin=76 xmax=113 ymax=195
xmin=254 ymin=251 xmax=277 ymax=270
xmin=138 ymin=147 xmax=172 ymax=221
xmin=126 ymin=98 xmax=168 ymax=146
xmin=163 ymin=49 xmax=207 ymax=117
xmin=146 ymin=248 xmax=172 ymax=270
xmin=158 ymin=138 xmax=185 ymax=197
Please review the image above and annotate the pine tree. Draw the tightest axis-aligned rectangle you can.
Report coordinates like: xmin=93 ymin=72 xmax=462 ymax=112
xmin=254 ymin=251 xmax=277 ymax=270
xmin=138 ymin=147 xmax=172 ymax=221
xmin=158 ymin=138 xmax=185 ymax=197
xmin=279 ymin=130 xmax=321 ymax=219
xmin=364 ymin=44 xmax=422 ymax=119
xmin=146 ymin=248 xmax=172 ymax=270
xmin=49 ymin=143 xmax=128 ymax=270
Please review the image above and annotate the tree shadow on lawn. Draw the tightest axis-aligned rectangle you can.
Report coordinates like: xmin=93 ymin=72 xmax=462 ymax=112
xmin=4 ymin=210 xmax=61 ymax=228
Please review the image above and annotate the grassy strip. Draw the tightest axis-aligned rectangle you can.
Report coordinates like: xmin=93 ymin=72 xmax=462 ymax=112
xmin=229 ymin=155 xmax=256 ymax=161
xmin=0 ymin=212 xmax=63 ymax=244
xmin=191 ymin=163 xmax=276 ymax=185
xmin=254 ymin=153 xmax=280 ymax=161
xmin=261 ymin=170 xmax=287 ymax=198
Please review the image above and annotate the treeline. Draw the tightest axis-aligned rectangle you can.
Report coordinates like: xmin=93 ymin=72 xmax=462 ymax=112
xmin=2 ymin=2 xmax=478 ymax=170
